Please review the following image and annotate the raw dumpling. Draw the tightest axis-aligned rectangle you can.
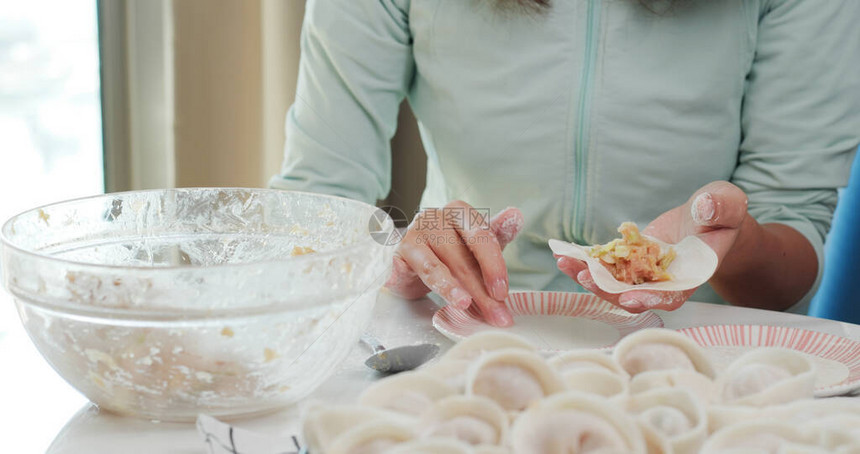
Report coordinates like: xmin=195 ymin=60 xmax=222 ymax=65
xmin=420 ymin=359 xmax=472 ymax=393
xmin=465 ymin=349 xmax=566 ymax=412
xmin=418 ymin=395 xmax=509 ymax=446
xmin=806 ymin=413 xmax=860 ymax=451
xmin=768 ymin=399 xmax=860 ymax=451
xmin=699 ymin=421 xmax=825 ymax=454
xmin=326 ymin=420 xmax=415 ymax=454
xmin=358 ymin=371 xmax=455 ymax=416
xmin=443 ymin=331 xmax=536 ymax=361
xmin=549 ymin=351 xmax=629 ymax=397
xmin=549 ymin=350 xmax=629 ymax=377
xmin=717 ymin=348 xmax=815 ymax=407
xmin=561 ymin=368 xmax=628 ymax=398
xmin=706 ymin=404 xmax=762 ymax=434
xmin=385 ymin=438 xmax=475 ymax=454
xmin=637 ymin=420 xmax=673 ymax=454
xmin=510 ymin=391 xmax=647 ymax=454
xmin=621 ymin=388 xmax=707 ymax=454
xmin=613 ymin=329 xmax=715 ymax=379
xmin=473 ymin=447 xmax=512 ymax=454
xmin=629 ymin=369 xmax=716 ymax=403
xmin=765 ymin=397 xmax=860 ymax=424
xmin=302 ymin=404 xmax=402 ymax=453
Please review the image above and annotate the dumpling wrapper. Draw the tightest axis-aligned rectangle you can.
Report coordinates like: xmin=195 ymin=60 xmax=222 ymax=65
xmin=716 ymin=347 xmax=815 ymax=407
xmin=510 ymin=391 xmax=648 ymax=454
xmin=326 ymin=420 xmax=415 ymax=454
xmin=419 ymin=395 xmax=509 ymax=446
xmin=548 ymin=235 xmax=718 ymax=293
xmin=302 ymin=404 xmax=405 ymax=453
xmin=442 ymin=330 xmax=536 ymax=362
xmin=465 ymin=349 xmax=566 ymax=412
xmin=358 ymin=372 xmax=455 ymax=416
xmin=621 ymin=388 xmax=708 ymax=454
xmin=385 ymin=438 xmax=475 ymax=454
xmin=699 ymin=421 xmax=824 ymax=454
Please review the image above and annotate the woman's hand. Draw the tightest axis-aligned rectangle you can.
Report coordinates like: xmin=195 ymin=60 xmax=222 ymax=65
xmin=385 ymin=201 xmax=524 ymax=327
xmin=557 ymin=181 xmax=750 ymax=312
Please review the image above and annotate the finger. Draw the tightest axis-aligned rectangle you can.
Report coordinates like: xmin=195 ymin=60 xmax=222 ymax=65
xmin=556 ymin=256 xmax=587 ymax=280
xmin=383 ymin=211 xmax=435 ymax=299
xmin=446 ymin=201 xmax=508 ymax=301
xmin=702 ymin=226 xmax=748 ymax=260
xmin=641 ymin=209 xmax=684 ymax=243
xmin=384 ymin=254 xmax=431 ymax=299
xmin=427 ymin=227 xmax=513 ymax=327
xmin=473 ymin=294 xmax=514 ymax=328
xmin=385 ymin=208 xmax=449 ymax=300
xmin=617 ymin=289 xmax=694 ymax=312
xmin=489 ymin=207 xmax=525 ymax=249
xmin=397 ymin=235 xmax=472 ymax=310
xmin=689 ymin=181 xmax=748 ymax=229
xmin=385 ymin=205 xmax=525 ymax=301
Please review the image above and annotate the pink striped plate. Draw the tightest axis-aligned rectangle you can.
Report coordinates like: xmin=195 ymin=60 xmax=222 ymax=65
xmin=678 ymin=324 xmax=860 ymax=397
xmin=433 ymin=291 xmax=663 ymax=352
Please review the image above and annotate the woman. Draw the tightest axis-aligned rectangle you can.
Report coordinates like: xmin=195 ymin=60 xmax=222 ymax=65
xmin=271 ymin=0 xmax=860 ymax=326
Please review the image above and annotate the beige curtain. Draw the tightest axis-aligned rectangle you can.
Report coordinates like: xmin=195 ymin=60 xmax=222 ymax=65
xmin=104 ymin=0 xmax=426 ymax=216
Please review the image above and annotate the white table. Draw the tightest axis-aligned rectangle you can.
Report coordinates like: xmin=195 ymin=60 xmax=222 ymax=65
xmin=2 ymin=289 xmax=859 ymax=454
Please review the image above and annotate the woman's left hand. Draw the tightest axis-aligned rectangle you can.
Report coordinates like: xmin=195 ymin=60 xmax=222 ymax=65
xmin=557 ymin=181 xmax=750 ymax=313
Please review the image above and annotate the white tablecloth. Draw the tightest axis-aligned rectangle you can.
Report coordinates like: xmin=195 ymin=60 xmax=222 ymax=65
xmin=2 ymin=289 xmax=859 ymax=454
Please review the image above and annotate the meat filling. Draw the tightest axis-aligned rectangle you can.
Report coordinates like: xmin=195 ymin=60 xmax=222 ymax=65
xmin=588 ymin=222 xmax=676 ymax=285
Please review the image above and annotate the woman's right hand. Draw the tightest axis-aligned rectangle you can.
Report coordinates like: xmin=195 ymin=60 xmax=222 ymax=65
xmin=384 ymin=201 xmax=524 ymax=327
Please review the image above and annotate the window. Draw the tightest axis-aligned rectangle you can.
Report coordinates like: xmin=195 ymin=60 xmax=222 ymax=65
xmin=0 ymin=2 xmax=101 ymax=449
xmin=0 ymin=0 xmax=104 ymax=226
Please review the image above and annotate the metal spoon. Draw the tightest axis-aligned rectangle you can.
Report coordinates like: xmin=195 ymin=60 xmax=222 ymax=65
xmin=360 ymin=333 xmax=439 ymax=374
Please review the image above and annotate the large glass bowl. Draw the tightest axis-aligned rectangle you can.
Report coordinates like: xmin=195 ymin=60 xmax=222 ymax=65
xmin=0 ymin=188 xmax=395 ymax=421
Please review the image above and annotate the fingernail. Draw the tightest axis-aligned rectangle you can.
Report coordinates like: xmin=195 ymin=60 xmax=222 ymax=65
xmin=449 ymin=288 xmax=472 ymax=310
xmin=691 ymin=193 xmax=715 ymax=225
xmin=492 ymin=306 xmax=514 ymax=327
xmin=576 ymin=270 xmax=593 ymax=287
xmin=491 ymin=278 xmax=508 ymax=301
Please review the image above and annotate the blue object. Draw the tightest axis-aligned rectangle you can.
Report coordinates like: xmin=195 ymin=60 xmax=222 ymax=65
xmin=809 ymin=147 xmax=860 ymax=323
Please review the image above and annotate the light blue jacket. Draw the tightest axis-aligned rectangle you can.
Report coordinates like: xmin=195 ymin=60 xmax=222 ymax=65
xmin=270 ymin=0 xmax=860 ymax=312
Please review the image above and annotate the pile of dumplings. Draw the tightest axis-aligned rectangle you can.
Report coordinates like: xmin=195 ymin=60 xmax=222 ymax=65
xmin=301 ymin=328 xmax=860 ymax=454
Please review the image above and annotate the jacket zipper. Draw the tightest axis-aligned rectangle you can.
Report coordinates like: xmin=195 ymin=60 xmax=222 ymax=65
xmin=572 ymin=0 xmax=600 ymax=243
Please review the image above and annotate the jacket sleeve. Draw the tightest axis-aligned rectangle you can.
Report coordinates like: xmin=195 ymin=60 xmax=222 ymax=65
xmin=731 ymin=0 xmax=860 ymax=312
xmin=268 ymin=0 xmax=414 ymax=204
